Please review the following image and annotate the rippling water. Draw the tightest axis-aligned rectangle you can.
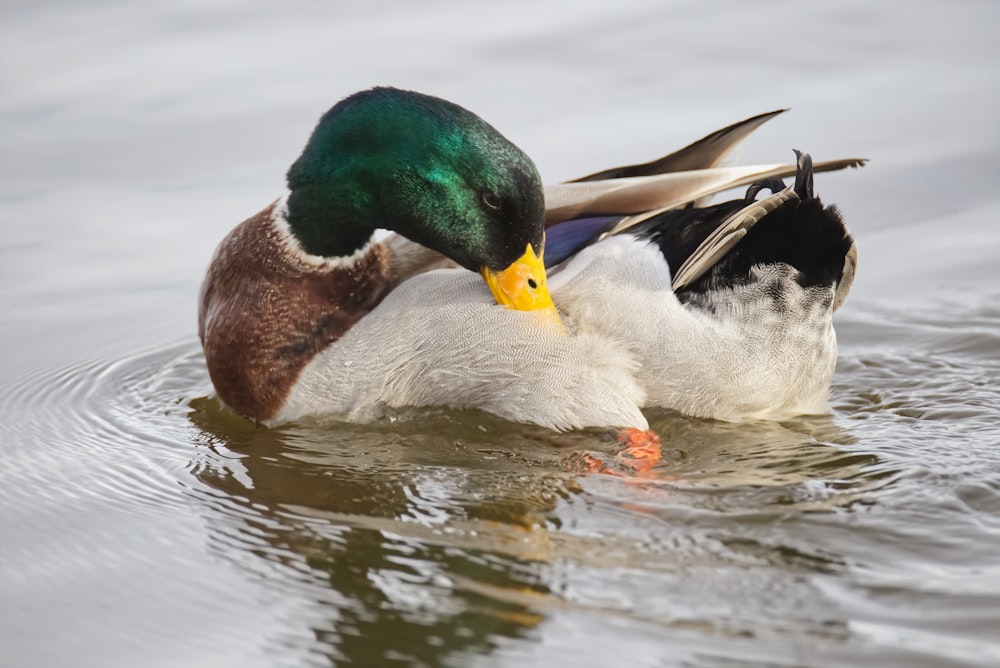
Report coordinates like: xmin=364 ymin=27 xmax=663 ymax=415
xmin=2 ymin=1 xmax=999 ymax=666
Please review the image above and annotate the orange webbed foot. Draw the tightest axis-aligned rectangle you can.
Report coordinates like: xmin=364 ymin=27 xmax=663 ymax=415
xmin=565 ymin=428 xmax=665 ymax=477
xmin=615 ymin=427 xmax=663 ymax=474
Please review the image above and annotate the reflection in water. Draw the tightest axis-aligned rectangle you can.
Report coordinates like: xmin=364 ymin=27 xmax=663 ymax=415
xmin=186 ymin=390 xmax=887 ymax=665
xmin=188 ymin=399 xmax=570 ymax=665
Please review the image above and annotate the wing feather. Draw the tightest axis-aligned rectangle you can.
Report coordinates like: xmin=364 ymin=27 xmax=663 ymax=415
xmin=569 ymin=109 xmax=788 ymax=181
xmin=544 ymin=158 xmax=865 ymax=227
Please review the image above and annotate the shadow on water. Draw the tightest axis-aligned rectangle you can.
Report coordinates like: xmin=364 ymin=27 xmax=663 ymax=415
xmin=183 ymin=381 xmax=894 ymax=666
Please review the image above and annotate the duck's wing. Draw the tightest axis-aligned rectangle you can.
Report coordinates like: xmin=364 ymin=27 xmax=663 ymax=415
xmin=545 ymin=109 xmax=864 ymax=227
xmin=544 ymin=215 xmax=623 ymax=268
xmin=542 ymin=156 xmax=864 ymax=268
xmin=543 ymin=111 xmax=863 ymax=305
xmin=569 ymin=109 xmax=788 ymax=182
xmin=543 ymin=158 xmax=865 ymax=227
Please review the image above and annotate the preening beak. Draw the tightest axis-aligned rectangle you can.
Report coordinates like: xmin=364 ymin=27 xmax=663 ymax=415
xmin=480 ymin=242 xmax=558 ymax=314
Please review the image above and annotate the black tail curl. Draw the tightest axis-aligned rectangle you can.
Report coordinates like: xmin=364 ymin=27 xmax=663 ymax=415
xmin=634 ymin=151 xmax=854 ymax=297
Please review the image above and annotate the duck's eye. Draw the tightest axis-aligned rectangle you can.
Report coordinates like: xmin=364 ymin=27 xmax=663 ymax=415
xmin=480 ymin=191 xmax=502 ymax=211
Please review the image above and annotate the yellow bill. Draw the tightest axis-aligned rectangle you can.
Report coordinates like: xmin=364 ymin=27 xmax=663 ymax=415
xmin=481 ymin=242 xmax=557 ymax=313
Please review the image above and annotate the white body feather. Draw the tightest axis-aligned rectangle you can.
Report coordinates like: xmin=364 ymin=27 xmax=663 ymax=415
xmin=277 ymin=262 xmax=648 ymax=431
xmin=277 ymin=235 xmax=837 ymax=430
xmin=552 ymin=236 xmax=837 ymax=422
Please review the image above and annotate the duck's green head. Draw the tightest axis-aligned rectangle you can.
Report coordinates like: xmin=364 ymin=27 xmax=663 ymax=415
xmin=286 ymin=87 xmax=553 ymax=312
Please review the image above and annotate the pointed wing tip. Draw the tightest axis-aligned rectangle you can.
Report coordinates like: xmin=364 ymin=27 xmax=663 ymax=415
xmin=568 ymin=109 xmax=794 ymax=183
xmin=745 ymin=108 xmax=789 ymax=125
xmin=813 ymin=157 xmax=869 ymax=173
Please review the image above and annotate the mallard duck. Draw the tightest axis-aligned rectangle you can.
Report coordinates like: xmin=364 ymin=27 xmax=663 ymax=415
xmin=199 ymin=87 xmax=863 ymax=431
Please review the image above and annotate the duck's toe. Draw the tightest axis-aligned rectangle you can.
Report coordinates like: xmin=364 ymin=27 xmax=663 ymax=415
xmin=615 ymin=427 xmax=663 ymax=473
xmin=565 ymin=428 xmax=665 ymax=476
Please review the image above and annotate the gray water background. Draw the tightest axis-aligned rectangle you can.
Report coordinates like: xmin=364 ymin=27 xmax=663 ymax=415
xmin=2 ymin=1 xmax=999 ymax=666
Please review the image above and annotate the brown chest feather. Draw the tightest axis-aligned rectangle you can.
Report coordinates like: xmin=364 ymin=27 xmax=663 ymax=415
xmin=198 ymin=202 xmax=390 ymax=422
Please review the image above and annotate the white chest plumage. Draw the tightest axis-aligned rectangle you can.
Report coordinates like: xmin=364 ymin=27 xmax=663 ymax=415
xmin=276 ymin=263 xmax=647 ymax=430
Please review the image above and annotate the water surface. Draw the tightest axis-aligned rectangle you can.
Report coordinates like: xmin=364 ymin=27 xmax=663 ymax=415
xmin=2 ymin=1 xmax=999 ymax=666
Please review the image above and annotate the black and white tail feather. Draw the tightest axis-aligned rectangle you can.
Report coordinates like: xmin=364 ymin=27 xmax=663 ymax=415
xmin=635 ymin=149 xmax=858 ymax=312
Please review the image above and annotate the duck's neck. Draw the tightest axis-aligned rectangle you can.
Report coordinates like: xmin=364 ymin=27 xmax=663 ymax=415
xmin=285 ymin=186 xmax=375 ymax=259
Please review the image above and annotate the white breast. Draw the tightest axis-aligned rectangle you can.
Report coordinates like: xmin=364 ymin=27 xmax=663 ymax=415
xmin=276 ymin=266 xmax=648 ymax=431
